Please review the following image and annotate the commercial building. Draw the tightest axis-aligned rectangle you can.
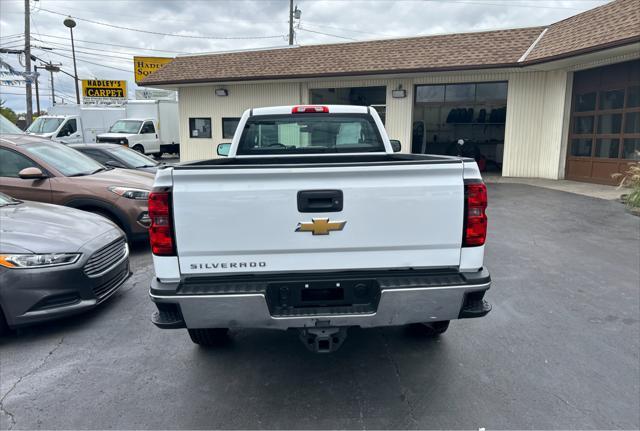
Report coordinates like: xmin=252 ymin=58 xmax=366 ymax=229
xmin=143 ymin=0 xmax=640 ymax=184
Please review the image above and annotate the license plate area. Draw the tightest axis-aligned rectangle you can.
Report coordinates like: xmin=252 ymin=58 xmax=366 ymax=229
xmin=266 ymin=279 xmax=381 ymax=315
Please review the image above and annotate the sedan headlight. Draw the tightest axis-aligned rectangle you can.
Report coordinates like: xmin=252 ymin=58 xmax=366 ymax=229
xmin=0 ymin=253 xmax=81 ymax=269
xmin=108 ymin=186 xmax=149 ymax=200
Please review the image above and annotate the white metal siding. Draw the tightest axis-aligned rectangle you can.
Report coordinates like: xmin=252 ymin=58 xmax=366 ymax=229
xmin=175 ymin=68 xmax=573 ymax=179
xmin=502 ymin=70 xmax=570 ymax=179
xmin=178 ymin=83 xmax=300 ymax=161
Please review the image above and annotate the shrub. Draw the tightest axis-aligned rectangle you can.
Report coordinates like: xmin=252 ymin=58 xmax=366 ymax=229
xmin=613 ymin=154 xmax=640 ymax=209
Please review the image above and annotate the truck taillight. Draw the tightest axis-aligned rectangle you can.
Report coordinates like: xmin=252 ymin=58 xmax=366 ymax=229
xmin=292 ymin=105 xmax=329 ymax=113
xmin=463 ymin=181 xmax=488 ymax=247
xmin=148 ymin=190 xmax=175 ymax=256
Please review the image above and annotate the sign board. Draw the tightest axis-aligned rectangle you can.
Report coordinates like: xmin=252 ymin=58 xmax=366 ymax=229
xmin=134 ymin=56 xmax=173 ymax=84
xmin=82 ymin=80 xmax=127 ymax=103
xmin=135 ymin=88 xmax=177 ymax=101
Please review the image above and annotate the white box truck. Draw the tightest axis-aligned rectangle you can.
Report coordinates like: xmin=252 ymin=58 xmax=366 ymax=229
xmin=96 ymin=100 xmax=180 ymax=157
xmin=25 ymin=105 xmax=126 ymax=144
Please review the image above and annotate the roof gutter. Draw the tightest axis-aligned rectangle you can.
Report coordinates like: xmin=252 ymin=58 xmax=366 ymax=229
xmin=140 ymin=62 xmax=519 ymax=87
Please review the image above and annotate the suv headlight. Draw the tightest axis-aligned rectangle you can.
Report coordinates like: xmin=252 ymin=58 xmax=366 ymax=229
xmin=108 ymin=186 xmax=149 ymax=200
xmin=0 ymin=253 xmax=81 ymax=269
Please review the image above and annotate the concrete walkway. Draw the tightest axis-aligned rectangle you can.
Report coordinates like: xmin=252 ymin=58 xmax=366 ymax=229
xmin=484 ymin=173 xmax=625 ymax=201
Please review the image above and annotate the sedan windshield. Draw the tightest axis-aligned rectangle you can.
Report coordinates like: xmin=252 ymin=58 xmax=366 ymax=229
xmin=108 ymin=147 xmax=158 ymax=168
xmin=109 ymin=120 xmax=142 ymax=134
xmin=0 ymin=115 xmax=23 ymax=134
xmin=26 ymin=117 xmax=64 ymax=134
xmin=0 ymin=192 xmax=21 ymax=207
xmin=24 ymin=142 xmax=105 ymax=177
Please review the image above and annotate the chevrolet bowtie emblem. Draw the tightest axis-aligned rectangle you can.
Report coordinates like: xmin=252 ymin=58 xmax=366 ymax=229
xmin=296 ymin=218 xmax=346 ymax=235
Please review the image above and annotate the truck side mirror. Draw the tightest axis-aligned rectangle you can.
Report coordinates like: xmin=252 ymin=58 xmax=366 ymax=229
xmin=18 ymin=167 xmax=46 ymax=179
xmin=390 ymin=140 xmax=402 ymax=152
xmin=217 ymin=143 xmax=231 ymax=157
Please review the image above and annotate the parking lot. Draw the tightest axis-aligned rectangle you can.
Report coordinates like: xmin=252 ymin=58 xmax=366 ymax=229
xmin=1 ymin=183 xmax=638 ymax=430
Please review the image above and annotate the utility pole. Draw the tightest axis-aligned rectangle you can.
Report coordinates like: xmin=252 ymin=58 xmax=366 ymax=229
xmin=24 ymin=0 xmax=33 ymax=126
xmin=43 ymin=62 xmax=61 ymax=106
xmin=288 ymin=1 xmax=301 ymax=45
xmin=288 ymin=0 xmax=294 ymax=45
xmin=34 ymin=65 xmax=40 ymax=114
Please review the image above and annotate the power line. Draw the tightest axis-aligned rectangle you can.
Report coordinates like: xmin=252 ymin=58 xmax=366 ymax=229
xmin=33 ymin=43 xmax=133 ymax=61
xmin=33 ymin=33 xmax=190 ymax=54
xmin=297 ymin=27 xmax=358 ymax=41
xmin=38 ymin=49 xmax=132 ymax=73
xmin=38 ymin=7 xmax=287 ymax=40
xmin=420 ymin=0 xmax=586 ymax=9
xmin=301 ymin=22 xmax=393 ymax=38
xmin=31 ymin=38 xmax=146 ymax=59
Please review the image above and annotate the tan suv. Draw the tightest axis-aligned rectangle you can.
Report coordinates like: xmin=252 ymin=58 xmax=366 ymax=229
xmin=0 ymin=135 xmax=154 ymax=241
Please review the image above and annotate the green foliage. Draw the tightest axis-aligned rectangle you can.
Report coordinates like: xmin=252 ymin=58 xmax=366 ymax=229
xmin=0 ymin=99 xmax=18 ymax=124
xmin=613 ymin=155 xmax=640 ymax=209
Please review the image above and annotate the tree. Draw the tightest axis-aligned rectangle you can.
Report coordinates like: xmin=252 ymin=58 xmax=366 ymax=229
xmin=0 ymin=99 xmax=18 ymax=124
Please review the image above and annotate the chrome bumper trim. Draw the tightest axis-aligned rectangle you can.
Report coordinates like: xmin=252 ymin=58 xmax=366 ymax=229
xmin=150 ymin=282 xmax=490 ymax=330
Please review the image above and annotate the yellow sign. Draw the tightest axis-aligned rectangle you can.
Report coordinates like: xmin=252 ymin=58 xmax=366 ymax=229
xmin=81 ymin=80 xmax=127 ymax=100
xmin=296 ymin=218 xmax=347 ymax=236
xmin=134 ymin=56 xmax=173 ymax=83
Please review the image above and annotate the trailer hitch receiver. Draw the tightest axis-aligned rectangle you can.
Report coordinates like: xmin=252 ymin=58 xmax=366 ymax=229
xmin=299 ymin=327 xmax=348 ymax=353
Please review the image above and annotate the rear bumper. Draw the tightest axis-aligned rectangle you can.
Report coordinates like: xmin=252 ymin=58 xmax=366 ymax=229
xmin=150 ymin=268 xmax=491 ymax=330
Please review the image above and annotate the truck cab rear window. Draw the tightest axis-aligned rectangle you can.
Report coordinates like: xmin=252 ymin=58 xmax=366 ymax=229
xmin=236 ymin=114 xmax=385 ymax=155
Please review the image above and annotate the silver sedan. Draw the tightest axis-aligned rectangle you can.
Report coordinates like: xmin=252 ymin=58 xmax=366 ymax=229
xmin=0 ymin=193 xmax=130 ymax=334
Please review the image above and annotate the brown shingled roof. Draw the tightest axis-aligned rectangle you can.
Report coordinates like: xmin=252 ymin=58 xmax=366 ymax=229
xmin=142 ymin=0 xmax=640 ymax=86
xmin=527 ymin=0 xmax=640 ymax=61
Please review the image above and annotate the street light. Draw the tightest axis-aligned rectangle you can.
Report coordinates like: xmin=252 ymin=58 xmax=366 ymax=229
xmin=63 ymin=16 xmax=80 ymax=104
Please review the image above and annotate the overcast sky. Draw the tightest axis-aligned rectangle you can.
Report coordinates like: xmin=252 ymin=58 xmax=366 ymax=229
xmin=0 ymin=0 xmax=611 ymax=113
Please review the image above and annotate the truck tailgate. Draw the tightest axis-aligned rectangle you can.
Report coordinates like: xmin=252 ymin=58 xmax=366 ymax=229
xmin=171 ymin=162 xmax=464 ymax=275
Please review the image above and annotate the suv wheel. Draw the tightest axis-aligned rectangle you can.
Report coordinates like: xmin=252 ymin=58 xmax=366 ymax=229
xmin=407 ymin=320 xmax=450 ymax=336
xmin=188 ymin=328 xmax=229 ymax=346
xmin=132 ymin=144 xmax=145 ymax=154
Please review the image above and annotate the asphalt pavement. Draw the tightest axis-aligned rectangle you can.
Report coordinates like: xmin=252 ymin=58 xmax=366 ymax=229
xmin=1 ymin=183 xmax=639 ymax=429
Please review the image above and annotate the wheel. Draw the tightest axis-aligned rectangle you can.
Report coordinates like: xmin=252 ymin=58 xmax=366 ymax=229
xmin=407 ymin=320 xmax=450 ymax=336
xmin=154 ymin=152 xmax=163 ymax=160
xmin=188 ymin=328 xmax=229 ymax=346
xmin=132 ymin=144 xmax=145 ymax=154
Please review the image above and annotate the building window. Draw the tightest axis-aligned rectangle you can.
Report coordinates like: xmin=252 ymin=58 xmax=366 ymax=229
xmin=412 ymin=81 xmax=508 ymax=173
xmin=565 ymin=59 xmax=640 ymax=184
xmin=309 ymin=86 xmax=386 ymax=123
xmin=189 ymin=117 xmax=211 ymax=138
xmin=222 ymin=117 xmax=241 ymax=139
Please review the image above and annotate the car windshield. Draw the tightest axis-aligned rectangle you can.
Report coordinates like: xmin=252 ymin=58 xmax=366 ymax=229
xmin=26 ymin=117 xmax=64 ymax=134
xmin=236 ymin=114 xmax=385 ymax=155
xmin=24 ymin=142 xmax=106 ymax=177
xmin=0 ymin=115 xmax=23 ymax=134
xmin=108 ymin=146 xmax=158 ymax=168
xmin=0 ymin=192 xmax=21 ymax=207
xmin=109 ymin=120 xmax=142 ymax=134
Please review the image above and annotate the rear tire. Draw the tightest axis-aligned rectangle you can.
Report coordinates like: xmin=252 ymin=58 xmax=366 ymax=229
xmin=407 ymin=320 xmax=450 ymax=336
xmin=188 ymin=328 xmax=229 ymax=346
xmin=132 ymin=144 xmax=145 ymax=154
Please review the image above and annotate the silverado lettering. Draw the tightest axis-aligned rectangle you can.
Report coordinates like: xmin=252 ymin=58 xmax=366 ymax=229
xmin=190 ymin=262 xmax=267 ymax=270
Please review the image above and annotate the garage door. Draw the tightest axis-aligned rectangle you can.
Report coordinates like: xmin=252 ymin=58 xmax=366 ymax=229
xmin=566 ymin=60 xmax=640 ymax=185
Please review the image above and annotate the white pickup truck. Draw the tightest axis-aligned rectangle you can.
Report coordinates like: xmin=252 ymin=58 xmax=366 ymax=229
xmin=149 ymin=105 xmax=491 ymax=352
